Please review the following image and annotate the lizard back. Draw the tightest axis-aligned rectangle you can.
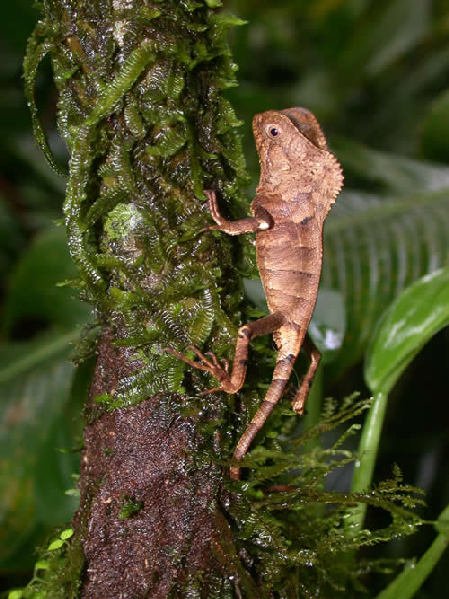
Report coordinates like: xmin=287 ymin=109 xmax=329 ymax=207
xmin=252 ymin=194 xmax=323 ymax=329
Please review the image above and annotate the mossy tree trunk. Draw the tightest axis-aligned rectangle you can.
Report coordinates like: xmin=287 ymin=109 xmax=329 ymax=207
xmin=26 ymin=1 xmax=254 ymax=596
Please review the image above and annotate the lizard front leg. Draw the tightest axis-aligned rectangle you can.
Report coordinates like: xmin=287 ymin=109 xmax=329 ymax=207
xmin=204 ymin=189 xmax=273 ymax=235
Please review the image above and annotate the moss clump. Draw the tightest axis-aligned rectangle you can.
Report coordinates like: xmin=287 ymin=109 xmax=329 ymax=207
xmin=226 ymin=396 xmax=425 ymax=597
xmin=24 ymin=0 xmax=249 ymax=413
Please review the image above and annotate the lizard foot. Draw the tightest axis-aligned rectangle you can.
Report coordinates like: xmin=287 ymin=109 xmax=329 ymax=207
xmin=163 ymin=345 xmax=238 ymax=395
xmin=291 ymin=382 xmax=309 ymax=415
xmin=204 ymin=189 xmax=227 ymax=227
xmin=199 ymin=190 xmax=226 ymax=233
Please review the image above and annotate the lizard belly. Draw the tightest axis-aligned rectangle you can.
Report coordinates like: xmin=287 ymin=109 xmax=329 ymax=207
xmin=256 ymin=220 xmax=322 ymax=327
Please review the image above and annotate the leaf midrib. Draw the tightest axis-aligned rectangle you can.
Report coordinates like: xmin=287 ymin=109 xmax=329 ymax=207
xmin=0 ymin=330 xmax=77 ymax=384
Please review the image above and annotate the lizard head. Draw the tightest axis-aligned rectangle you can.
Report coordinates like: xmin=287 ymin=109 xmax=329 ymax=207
xmin=252 ymin=107 xmax=343 ymax=201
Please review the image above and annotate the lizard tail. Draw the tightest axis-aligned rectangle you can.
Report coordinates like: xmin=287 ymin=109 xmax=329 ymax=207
xmin=230 ymin=347 xmax=297 ymax=480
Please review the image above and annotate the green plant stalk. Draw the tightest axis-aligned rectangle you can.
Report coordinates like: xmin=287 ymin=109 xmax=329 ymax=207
xmin=349 ymin=389 xmax=388 ymax=529
xmin=301 ymin=362 xmax=324 ymax=451
xmin=376 ymin=502 xmax=449 ymax=599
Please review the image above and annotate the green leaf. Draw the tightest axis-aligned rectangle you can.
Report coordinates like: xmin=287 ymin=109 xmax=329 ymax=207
xmin=334 ymin=139 xmax=449 ymax=194
xmin=322 ymin=188 xmax=449 ymax=379
xmin=0 ymin=330 xmax=78 ymax=563
xmin=352 ymin=269 xmax=449 ymax=527
xmin=365 ymin=268 xmax=449 ymax=394
xmin=60 ymin=528 xmax=74 ymax=540
xmin=47 ymin=538 xmax=64 ymax=551
xmin=3 ymin=226 xmax=92 ymax=334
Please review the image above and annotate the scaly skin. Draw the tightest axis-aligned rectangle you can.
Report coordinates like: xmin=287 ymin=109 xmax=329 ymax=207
xmin=166 ymin=107 xmax=343 ymax=480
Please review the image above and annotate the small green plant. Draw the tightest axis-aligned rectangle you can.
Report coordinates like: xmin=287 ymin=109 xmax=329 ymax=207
xmin=7 ymin=529 xmax=82 ymax=599
xmin=119 ymin=497 xmax=143 ymax=519
xmin=46 ymin=528 xmax=74 ymax=552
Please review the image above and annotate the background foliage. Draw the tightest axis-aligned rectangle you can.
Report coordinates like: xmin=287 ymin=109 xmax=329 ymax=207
xmin=1 ymin=0 xmax=449 ymax=596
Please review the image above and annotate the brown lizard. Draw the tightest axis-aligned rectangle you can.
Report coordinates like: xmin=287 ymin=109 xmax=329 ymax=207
xmin=166 ymin=107 xmax=343 ymax=480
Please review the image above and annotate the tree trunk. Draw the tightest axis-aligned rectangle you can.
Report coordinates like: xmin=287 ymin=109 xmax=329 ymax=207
xmin=27 ymin=0 xmax=253 ymax=596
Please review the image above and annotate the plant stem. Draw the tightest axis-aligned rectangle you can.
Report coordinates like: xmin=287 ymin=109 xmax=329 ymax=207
xmin=349 ymin=389 xmax=388 ymax=529
xmin=376 ymin=502 xmax=449 ymax=599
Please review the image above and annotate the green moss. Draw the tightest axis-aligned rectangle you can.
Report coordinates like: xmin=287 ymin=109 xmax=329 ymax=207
xmin=224 ymin=395 xmax=425 ymax=597
xmin=119 ymin=497 xmax=143 ymax=519
xmin=23 ymin=0 xmax=253 ymax=409
xmin=103 ymin=203 xmax=142 ymax=242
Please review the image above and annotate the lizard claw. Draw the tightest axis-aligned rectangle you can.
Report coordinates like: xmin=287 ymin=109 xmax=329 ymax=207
xmin=204 ymin=189 xmax=227 ymax=227
xmin=291 ymin=383 xmax=309 ymax=415
xmin=205 ymin=352 xmax=229 ymax=373
xmin=163 ymin=345 xmax=236 ymax=394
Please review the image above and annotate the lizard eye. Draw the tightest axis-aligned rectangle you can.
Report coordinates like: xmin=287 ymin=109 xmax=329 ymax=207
xmin=266 ymin=124 xmax=281 ymax=139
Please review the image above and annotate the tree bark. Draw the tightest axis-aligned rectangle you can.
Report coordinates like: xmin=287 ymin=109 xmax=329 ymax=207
xmin=77 ymin=332 xmax=236 ymax=597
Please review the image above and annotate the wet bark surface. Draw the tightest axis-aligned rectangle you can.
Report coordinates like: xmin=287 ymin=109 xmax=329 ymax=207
xmin=78 ymin=333 xmax=229 ymax=597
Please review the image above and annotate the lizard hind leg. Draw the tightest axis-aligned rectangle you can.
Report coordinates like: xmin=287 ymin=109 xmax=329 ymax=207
xmin=230 ymin=324 xmax=303 ymax=480
xmin=163 ymin=311 xmax=287 ymax=395
xmin=291 ymin=333 xmax=321 ymax=415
